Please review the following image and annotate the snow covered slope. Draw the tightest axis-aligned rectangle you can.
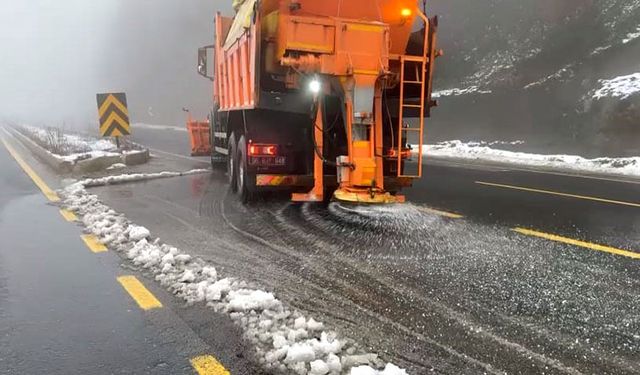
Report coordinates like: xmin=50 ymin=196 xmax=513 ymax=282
xmin=426 ymin=0 xmax=640 ymax=158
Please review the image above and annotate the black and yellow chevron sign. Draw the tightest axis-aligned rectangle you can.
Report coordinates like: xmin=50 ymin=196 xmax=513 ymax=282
xmin=96 ymin=93 xmax=131 ymax=137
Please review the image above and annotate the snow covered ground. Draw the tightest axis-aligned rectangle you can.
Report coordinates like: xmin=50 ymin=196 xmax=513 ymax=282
xmin=61 ymin=171 xmax=408 ymax=375
xmin=420 ymin=140 xmax=640 ymax=178
xmin=592 ymin=73 xmax=640 ymax=100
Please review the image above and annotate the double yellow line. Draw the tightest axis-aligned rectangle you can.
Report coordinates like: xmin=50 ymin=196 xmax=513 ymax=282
xmin=1 ymin=131 xmax=230 ymax=374
xmin=476 ymin=181 xmax=640 ymax=208
xmin=476 ymin=181 xmax=640 ymax=259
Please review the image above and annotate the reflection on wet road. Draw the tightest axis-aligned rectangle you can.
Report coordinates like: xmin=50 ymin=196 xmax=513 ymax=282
xmin=0 ymin=140 xmax=193 ymax=374
xmin=0 ymin=130 xmax=262 ymax=375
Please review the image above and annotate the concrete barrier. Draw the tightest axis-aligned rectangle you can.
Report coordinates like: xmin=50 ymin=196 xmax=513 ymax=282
xmin=10 ymin=128 xmax=74 ymax=173
xmin=122 ymin=149 xmax=150 ymax=166
xmin=75 ymin=155 xmax=124 ymax=173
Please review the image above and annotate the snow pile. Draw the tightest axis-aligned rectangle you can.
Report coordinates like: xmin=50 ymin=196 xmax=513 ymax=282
xmin=592 ymin=73 xmax=640 ymax=100
xmin=61 ymin=171 xmax=406 ymax=375
xmin=432 ymin=86 xmax=491 ymax=99
xmin=421 ymin=140 xmax=640 ymax=177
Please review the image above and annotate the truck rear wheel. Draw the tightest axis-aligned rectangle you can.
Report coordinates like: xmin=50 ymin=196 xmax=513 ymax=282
xmin=227 ymin=133 xmax=238 ymax=193
xmin=236 ymin=136 xmax=255 ymax=203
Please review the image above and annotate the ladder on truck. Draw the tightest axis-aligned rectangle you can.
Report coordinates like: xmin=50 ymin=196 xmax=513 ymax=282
xmin=396 ymin=13 xmax=435 ymax=179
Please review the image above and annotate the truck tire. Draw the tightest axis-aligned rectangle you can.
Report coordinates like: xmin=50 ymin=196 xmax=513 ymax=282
xmin=227 ymin=133 xmax=238 ymax=193
xmin=236 ymin=135 xmax=255 ymax=203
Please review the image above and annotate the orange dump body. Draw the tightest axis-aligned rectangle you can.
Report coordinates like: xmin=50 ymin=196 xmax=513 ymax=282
xmin=214 ymin=12 xmax=256 ymax=111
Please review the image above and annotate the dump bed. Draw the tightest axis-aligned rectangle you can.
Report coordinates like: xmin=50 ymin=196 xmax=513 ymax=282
xmin=214 ymin=0 xmax=257 ymax=111
xmin=215 ymin=0 xmax=423 ymax=112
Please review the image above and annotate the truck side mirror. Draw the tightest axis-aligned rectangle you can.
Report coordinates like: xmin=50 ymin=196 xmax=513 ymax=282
xmin=198 ymin=45 xmax=215 ymax=81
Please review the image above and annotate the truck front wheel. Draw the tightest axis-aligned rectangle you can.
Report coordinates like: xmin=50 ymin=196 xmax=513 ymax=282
xmin=236 ymin=136 xmax=255 ymax=203
xmin=227 ymin=133 xmax=238 ymax=193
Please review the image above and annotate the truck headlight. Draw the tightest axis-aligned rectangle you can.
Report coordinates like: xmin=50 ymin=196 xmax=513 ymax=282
xmin=309 ymin=79 xmax=321 ymax=94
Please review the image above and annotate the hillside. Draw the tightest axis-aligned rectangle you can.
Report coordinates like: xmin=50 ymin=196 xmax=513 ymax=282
xmin=427 ymin=0 xmax=640 ymax=157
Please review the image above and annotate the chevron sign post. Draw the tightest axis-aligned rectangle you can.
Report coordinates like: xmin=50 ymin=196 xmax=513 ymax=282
xmin=96 ymin=93 xmax=131 ymax=146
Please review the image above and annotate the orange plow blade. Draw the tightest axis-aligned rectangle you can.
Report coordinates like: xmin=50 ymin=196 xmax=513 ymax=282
xmin=187 ymin=120 xmax=211 ymax=157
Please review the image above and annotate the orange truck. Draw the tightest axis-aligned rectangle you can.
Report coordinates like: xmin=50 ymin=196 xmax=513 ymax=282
xmin=189 ymin=0 xmax=440 ymax=203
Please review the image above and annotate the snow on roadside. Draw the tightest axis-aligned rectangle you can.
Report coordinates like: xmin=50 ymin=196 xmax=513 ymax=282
xmin=431 ymin=86 xmax=492 ymax=99
xmin=592 ymin=73 xmax=640 ymax=100
xmin=61 ymin=170 xmax=406 ymax=375
xmin=23 ymin=125 xmax=122 ymax=162
xmin=420 ymin=140 xmax=640 ymax=177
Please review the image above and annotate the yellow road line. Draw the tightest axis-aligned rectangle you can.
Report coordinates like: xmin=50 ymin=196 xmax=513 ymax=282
xmin=117 ymin=275 xmax=163 ymax=310
xmin=59 ymin=209 xmax=78 ymax=222
xmin=513 ymin=227 xmax=640 ymax=260
xmin=476 ymin=181 xmax=640 ymax=208
xmin=81 ymin=234 xmax=108 ymax=253
xmin=0 ymin=136 xmax=60 ymax=202
xmin=418 ymin=206 xmax=464 ymax=219
xmin=191 ymin=355 xmax=230 ymax=375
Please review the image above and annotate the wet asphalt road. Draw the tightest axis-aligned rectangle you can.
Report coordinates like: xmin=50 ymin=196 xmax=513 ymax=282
xmin=0 ymin=130 xmax=262 ymax=375
xmin=99 ymin=124 xmax=640 ymax=374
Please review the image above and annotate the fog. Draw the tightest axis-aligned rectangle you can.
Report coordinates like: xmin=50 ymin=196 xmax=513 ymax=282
xmin=0 ymin=0 xmax=232 ymax=130
xmin=0 ymin=0 xmax=585 ymax=129
xmin=1 ymin=1 xmax=638 ymax=157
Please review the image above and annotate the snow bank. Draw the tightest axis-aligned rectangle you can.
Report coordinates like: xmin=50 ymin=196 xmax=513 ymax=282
xmin=60 ymin=171 xmax=405 ymax=375
xmin=420 ymin=140 xmax=640 ymax=178
xmin=593 ymin=73 xmax=640 ymax=100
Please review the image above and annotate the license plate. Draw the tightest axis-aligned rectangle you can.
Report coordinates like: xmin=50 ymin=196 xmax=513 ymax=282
xmin=249 ymin=156 xmax=286 ymax=166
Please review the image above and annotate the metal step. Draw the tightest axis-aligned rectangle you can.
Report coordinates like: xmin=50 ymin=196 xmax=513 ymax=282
xmin=402 ymin=56 xmax=426 ymax=63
